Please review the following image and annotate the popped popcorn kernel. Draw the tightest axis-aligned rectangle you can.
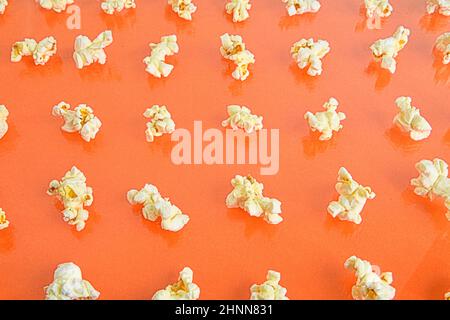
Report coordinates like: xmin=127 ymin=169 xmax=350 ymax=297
xmin=426 ymin=0 xmax=450 ymax=16
xmin=143 ymin=35 xmax=179 ymax=78
xmin=73 ymin=30 xmax=113 ymax=69
xmin=47 ymin=166 xmax=93 ymax=231
xmin=225 ymin=0 xmax=251 ymax=22
xmin=226 ymin=175 xmax=282 ymax=224
xmin=127 ymin=184 xmax=189 ymax=232
xmin=291 ymin=38 xmax=330 ymax=76
xmin=304 ymin=97 xmax=346 ymax=141
xmin=250 ymin=270 xmax=289 ymax=300
xmin=446 ymin=292 xmax=450 ymax=300
xmin=282 ymin=0 xmax=321 ymax=16
xmin=0 ymin=0 xmax=8 ymax=14
xmin=393 ymin=96 xmax=431 ymax=141
xmin=364 ymin=0 xmax=393 ymax=18
xmin=0 ymin=208 xmax=9 ymax=230
xmin=44 ymin=262 xmax=100 ymax=300
xmin=52 ymin=102 xmax=102 ymax=142
xmin=0 ymin=105 xmax=9 ymax=140
xmin=222 ymin=105 xmax=263 ymax=134
xmin=11 ymin=36 xmax=57 ymax=66
xmin=101 ymin=0 xmax=136 ymax=15
xmin=143 ymin=105 xmax=176 ymax=142
xmin=37 ymin=0 xmax=74 ymax=13
xmin=152 ymin=267 xmax=200 ymax=300
xmin=370 ymin=26 xmax=410 ymax=74
xmin=168 ymin=0 xmax=197 ymax=21
xmin=328 ymin=167 xmax=376 ymax=224
xmin=435 ymin=32 xmax=450 ymax=65
xmin=345 ymin=256 xmax=395 ymax=300
xmin=220 ymin=33 xmax=255 ymax=81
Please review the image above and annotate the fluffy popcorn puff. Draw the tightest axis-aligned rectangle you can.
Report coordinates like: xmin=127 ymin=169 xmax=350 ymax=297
xmin=435 ymin=32 xmax=450 ymax=65
xmin=282 ymin=0 xmax=321 ymax=16
xmin=143 ymin=105 xmax=175 ymax=142
xmin=52 ymin=102 xmax=102 ymax=142
xmin=127 ymin=184 xmax=189 ymax=232
xmin=220 ymin=33 xmax=255 ymax=81
xmin=101 ymin=0 xmax=136 ymax=14
xmin=250 ymin=270 xmax=289 ymax=300
xmin=364 ymin=0 xmax=393 ymax=18
xmin=168 ymin=0 xmax=197 ymax=20
xmin=222 ymin=105 xmax=263 ymax=134
xmin=73 ymin=30 xmax=113 ymax=69
xmin=304 ymin=98 xmax=346 ymax=141
xmin=45 ymin=263 xmax=100 ymax=300
xmin=0 ymin=0 xmax=7 ymax=14
xmin=0 ymin=105 xmax=9 ymax=140
xmin=144 ymin=35 xmax=179 ymax=78
xmin=426 ymin=0 xmax=450 ymax=16
xmin=225 ymin=0 xmax=251 ymax=22
xmin=328 ymin=168 xmax=376 ymax=224
xmin=47 ymin=166 xmax=93 ymax=231
xmin=446 ymin=292 xmax=450 ymax=300
xmin=11 ymin=37 xmax=57 ymax=66
xmin=226 ymin=175 xmax=283 ymax=224
xmin=393 ymin=97 xmax=431 ymax=141
xmin=152 ymin=267 xmax=200 ymax=300
xmin=370 ymin=26 xmax=410 ymax=74
xmin=0 ymin=208 xmax=9 ymax=230
xmin=291 ymin=38 xmax=330 ymax=76
xmin=411 ymin=158 xmax=450 ymax=220
xmin=37 ymin=0 xmax=74 ymax=13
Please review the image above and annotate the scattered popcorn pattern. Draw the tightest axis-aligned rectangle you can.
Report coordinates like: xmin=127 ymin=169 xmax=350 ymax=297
xmin=220 ymin=33 xmax=255 ymax=81
xmin=226 ymin=175 xmax=282 ymax=224
xmin=0 ymin=0 xmax=7 ymax=14
xmin=143 ymin=35 xmax=179 ymax=78
xmin=291 ymin=38 xmax=330 ymax=76
xmin=0 ymin=208 xmax=9 ymax=230
xmin=101 ymin=0 xmax=136 ymax=15
xmin=0 ymin=105 xmax=9 ymax=140
xmin=152 ymin=267 xmax=200 ymax=300
xmin=143 ymin=105 xmax=176 ymax=142
xmin=282 ymin=0 xmax=320 ymax=16
xmin=222 ymin=105 xmax=263 ymax=134
xmin=168 ymin=0 xmax=197 ymax=21
xmin=225 ymin=0 xmax=251 ymax=22
xmin=393 ymin=97 xmax=431 ymax=141
xmin=435 ymin=32 xmax=450 ymax=65
xmin=364 ymin=0 xmax=393 ymax=18
xmin=250 ymin=270 xmax=289 ymax=300
xmin=37 ymin=0 xmax=74 ymax=12
xmin=426 ymin=0 xmax=450 ymax=16
xmin=11 ymin=36 xmax=57 ymax=66
xmin=304 ymin=97 xmax=346 ymax=141
xmin=73 ymin=30 xmax=113 ymax=69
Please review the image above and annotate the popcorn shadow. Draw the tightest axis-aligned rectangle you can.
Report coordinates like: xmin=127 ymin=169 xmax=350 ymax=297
xmin=419 ymin=14 xmax=449 ymax=33
xmin=77 ymin=64 xmax=122 ymax=82
xmin=0 ymin=226 xmax=15 ymax=254
xmin=220 ymin=62 xmax=250 ymax=96
xmin=99 ymin=10 xmax=137 ymax=30
xmin=432 ymin=51 xmax=449 ymax=85
xmin=289 ymin=63 xmax=317 ymax=91
xmin=384 ymin=127 xmax=423 ymax=154
xmin=164 ymin=6 xmax=195 ymax=36
xmin=324 ymin=212 xmax=360 ymax=237
xmin=0 ymin=122 xmax=19 ymax=155
xmin=365 ymin=60 xmax=391 ymax=90
xmin=60 ymin=131 xmax=102 ymax=153
xmin=278 ymin=13 xmax=317 ymax=30
xmin=226 ymin=208 xmax=278 ymax=239
xmin=147 ymin=135 xmax=173 ymax=158
xmin=40 ymin=9 xmax=69 ymax=29
xmin=17 ymin=55 xmax=63 ymax=77
xmin=301 ymin=132 xmax=337 ymax=159
xmin=354 ymin=5 xmax=388 ymax=32
xmin=443 ymin=129 xmax=450 ymax=147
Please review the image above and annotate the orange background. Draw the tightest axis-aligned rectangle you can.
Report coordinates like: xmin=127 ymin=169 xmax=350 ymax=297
xmin=0 ymin=0 xmax=449 ymax=300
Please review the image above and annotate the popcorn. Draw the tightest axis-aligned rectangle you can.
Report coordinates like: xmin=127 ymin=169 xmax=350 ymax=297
xmin=221 ymin=105 xmax=263 ymax=134
xmin=0 ymin=0 xmax=7 ymax=14
xmin=345 ymin=256 xmax=395 ymax=300
xmin=282 ymin=0 xmax=321 ymax=16
xmin=291 ymin=38 xmax=330 ymax=76
xmin=364 ymin=0 xmax=393 ymax=18
xmin=143 ymin=35 xmax=179 ymax=78
xmin=393 ymin=97 xmax=431 ymax=141
xmin=168 ymin=0 xmax=197 ymax=20
xmin=45 ymin=262 xmax=100 ymax=300
xmin=411 ymin=158 xmax=450 ymax=220
xmin=0 ymin=105 xmax=9 ymax=140
xmin=226 ymin=175 xmax=282 ymax=224
xmin=47 ymin=166 xmax=93 ymax=231
xmin=11 ymin=36 xmax=57 ymax=66
xmin=304 ymin=98 xmax=346 ymax=141
xmin=426 ymin=0 xmax=450 ymax=16
xmin=152 ymin=267 xmax=200 ymax=300
xmin=101 ymin=0 xmax=136 ymax=15
xmin=127 ymin=184 xmax=189 ymax=232
xmin=0 ymin=208 xmax=9 ymax=230
xmin=37 ymin=0 xmax=74 ymax=13
xmin=370 ymin=26 xmax=410 ymax=74
xmin=225 ymin=0 xmax=251 ymax=22
xmin=220 ymin=33 xmax=255 ymax=81
xmin=73 ymin=30 xmax=113 ymax=69
xmin=52 ymin=102 xmax=102 ymax=142
xmin=435 ymin=32 xmax=450 ymax=65
xmin=446 ymin=292 xmax=450 ymax=300
xmin=250 ymin=270 xmax=289 ymax=300
xmin=328 ymin=167 xmax=376 ymax=224
xmin=143 ymin=105 xmax=175 ymax=142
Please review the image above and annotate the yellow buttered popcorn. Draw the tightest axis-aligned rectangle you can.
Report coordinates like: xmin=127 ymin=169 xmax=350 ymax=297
xmin=101 ymin=0 xmax=136 ymax=14
xmin=226 ymin=175 xmax=282 ymax=224
xmin=222 ymin=105 xmax=263 ymax=134
xmin=345 ymin=256 xmax=395 ymax=300
xmin=143 ymin=105 xmax=175 ymax=142
xmin=364 ymin=0 xmax=393 ymax=18
xmin=225 ymin=0 xmax=251 ymax=22
xmin=37 ymin=0 xmax=74 ymax=13
xmin=47 ymin=166 xmax=93 ymax=231
xmin=168 ymin=0 xmax=197 ymax=21
xmin=11 ymin=36 xmax=57 ymax=66
xmin=435 ymin=32 xmax=450 ymax=65
xmin=282 ymin=0 xmax=320 ymax=16
xmin=0 ymin=0 xmax=8 ymax=14
xmin=0 ymin=208 xmax=9 ymax=230
xmin=328 ymin=168 xmax=376 ymax=224
xmin=426 ymin=0 xmax=450 ymax=16
xmin=73 ymin=30 xmax=113 ymax=69
xmin=393 ymin=97 xmax=431 ymax=141
xmin=220 ymin=33 xmax=255 ymax=81
xmin=45 ymin=262 xmax=100 ymax=300
xmin=370 ymin=26 xmax=410 ymax=74
xmin=127 ymin=184 xmax=189 ymax=232
xmin=0 ymin=105 xmax=9 ymax=140
xmin=144 ymin=35 xmax=179 ymax=78
xmin=250 ymin=270 xmax=288 ymax=300
xmin=152 ymin=267 xmax=200 ymax=300
xmin=291 ymin=38 xmax=330 ymax=76
xmin=304 ymin=97 xmax=346 ymax=141
xmin=52 ymin=102 xmax=102 ymax=142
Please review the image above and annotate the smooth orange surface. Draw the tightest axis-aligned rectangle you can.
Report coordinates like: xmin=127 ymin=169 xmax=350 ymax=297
xmin=0 ymin=0 xmax=449 ymax=300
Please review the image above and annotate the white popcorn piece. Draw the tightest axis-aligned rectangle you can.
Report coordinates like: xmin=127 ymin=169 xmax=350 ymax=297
xmin=152 ymin=267 xmax=200 ymax=300
xmin=328 ymin=168 xmax=376 ymax=224
xmin=225 ymin=0 xmax=251 ymax=22
xmin=47 ymin=166 xmax=93 ymax=231
xmin=250 ymin=270 xmax=289 ymax=300
xmin=52 ymin=102 xmax=102 ymax=142
xmin=37 ymin=0 xmax=74 ymax=13
xmin=291 ymin=38 xmax=330 ymax=76
xmin=143 ymin=105 xmax=175 ymax=142
xmin=446 ymin=292 xmax=450 ymax=300
xmin=411 ymin=158 xmax=450 ymax=220
xmin=0 ymin=208 xmax=9 ymax=230
xmin=101 ymin=0 xmax=136 ymax=15
xmin=393 ymin=97 xmax=431 ymax=141
xmin=127 ymin=184 xmax=189 ymax=232
xmin=168 ymin=0 xmax=197 ymax=21
xmin=0 ymin=0 xmax=8 ymax=14
xmin=226 ymin=175 xmax=283 ymax=224
xmin=345 ymin=256 xmax=395 ymax=300
xmin=364 ymin=0 xmax=393 ymax=18
xmin=45 ymin=262 xmax=100 ymax=300
xmin=370 ymin=26 xmax=410 ymax=74
xmin=222 ymin=105 xmax=263 ymax=134
xmin=73 ymin=30 xmax=113 ymax=69
xmin=143 ymin=35 xmax=179 ymax=78
xmin=282 ymin=0 xmax=321 ymax=16
xmin=220 ymin=33 xmax=255 ymax=81
xmin=0 ymin=105 xmax=9 ymax=140
xmin=11 ymin=37 xmax=57 ymax=66
xmin=426 ymin=0 xmax=450 ymax=16
xmin=435 ymin=32 xmax=450 ymax=65
xmin=304 ymin=98 xmax=346 ymax=141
